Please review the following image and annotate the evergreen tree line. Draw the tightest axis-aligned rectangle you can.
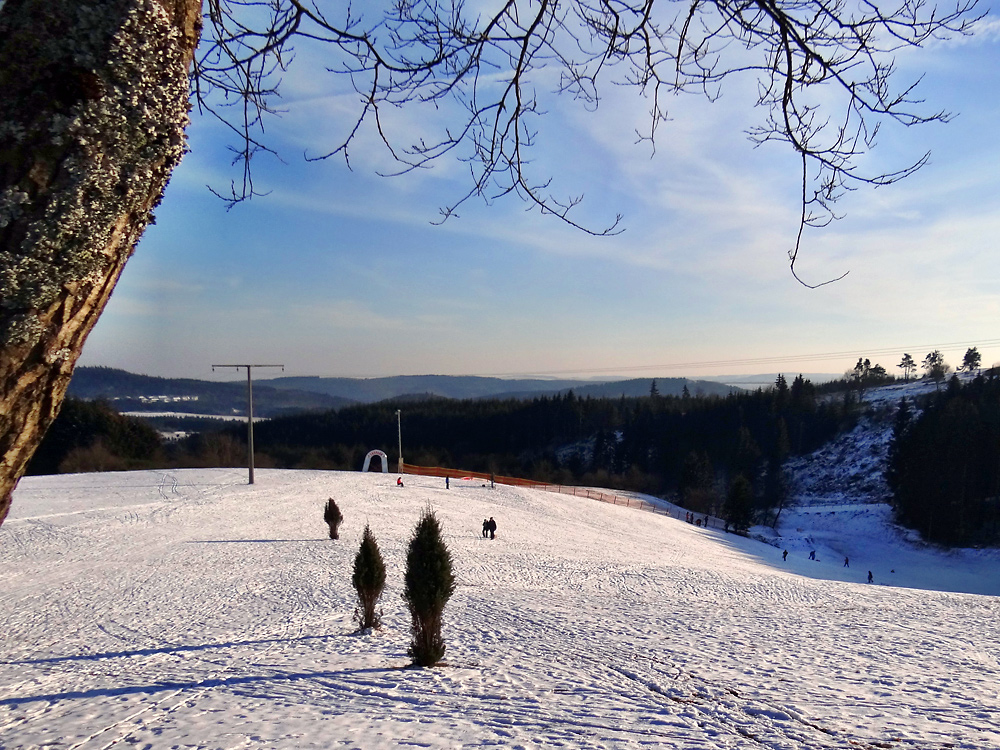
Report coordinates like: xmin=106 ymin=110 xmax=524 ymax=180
xmin=26 ymin=398 xmax=266 ymax=476
xmin=887 ymin=374 xmax=1000 ymax=545
xmin=27 ymin=398 xmax=163 ymax=475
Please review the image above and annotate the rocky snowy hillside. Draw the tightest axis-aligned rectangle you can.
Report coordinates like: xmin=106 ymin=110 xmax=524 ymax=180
xmin=784 ymin=379 xmax=941 ymax=507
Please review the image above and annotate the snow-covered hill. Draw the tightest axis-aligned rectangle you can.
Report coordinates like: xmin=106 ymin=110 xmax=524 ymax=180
xmin=763 ymin=377 xmax=999 ymax=597
xmin=784 ymin=379 xmax=941 ymax=508
xmin=2 ymin=468 xmax=997 ymax=749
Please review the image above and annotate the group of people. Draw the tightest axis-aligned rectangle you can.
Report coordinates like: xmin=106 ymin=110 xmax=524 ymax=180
xmin=684 ymin=512 xmax=710 ymax=527
xmin=782 ymin=548 xmax=876 ymax=583
xmin=482 ymin=517 xmax=497 ymax=539
xmin=395 ymin=475 xmax=499 ymax=539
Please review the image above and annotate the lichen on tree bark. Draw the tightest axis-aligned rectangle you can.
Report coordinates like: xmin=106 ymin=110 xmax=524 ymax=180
xmin=0 ymin=0 xmax=202 ymax=524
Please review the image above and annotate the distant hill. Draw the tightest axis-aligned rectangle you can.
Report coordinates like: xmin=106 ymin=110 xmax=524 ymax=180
xmin=261 ymin=375 xmax=600 ymax=402
xmin=68 ymin=368 xmax=737 ymax=420
xmin=543 ymin=377 xmax=733 ymax=399
xmin=68 ymin=367 xmax=350 ymax=418
xmin=262 ymin=374 xmax=736 ymax=402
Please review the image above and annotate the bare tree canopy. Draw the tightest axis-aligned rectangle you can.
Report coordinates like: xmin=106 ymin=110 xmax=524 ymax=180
xmin=197 ymin=0 xmax=981 ymax=282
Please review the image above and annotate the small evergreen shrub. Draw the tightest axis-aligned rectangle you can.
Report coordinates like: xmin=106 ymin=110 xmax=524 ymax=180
xmin=323 ymin=498 xmax=343 ymax=539
xmin=403 ymin=509 xmax=455 ymax=667
xmin=352 ymin=524 xmax=387 ymax=630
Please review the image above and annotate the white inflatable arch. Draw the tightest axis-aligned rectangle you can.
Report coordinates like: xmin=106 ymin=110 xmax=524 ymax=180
xmin=362 ymin=449 xmax=389 ymax=473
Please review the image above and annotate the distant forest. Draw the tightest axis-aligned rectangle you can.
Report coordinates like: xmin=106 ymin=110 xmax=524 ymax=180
xmin=887 ymin=374 xmax=1000 ymax=546
xmin=264 ymin=374 xmax=839 ymax=477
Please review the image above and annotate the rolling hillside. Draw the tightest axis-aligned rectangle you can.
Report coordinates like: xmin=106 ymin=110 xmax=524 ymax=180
xmin=2 ymin=468 xmax=997 ymax=748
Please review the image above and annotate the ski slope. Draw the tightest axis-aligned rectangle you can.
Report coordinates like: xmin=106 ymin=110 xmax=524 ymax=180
xmin=1 ymin=469 xmax=998 ymax=749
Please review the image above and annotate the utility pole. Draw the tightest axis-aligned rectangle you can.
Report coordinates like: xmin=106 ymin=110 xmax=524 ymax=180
xmin=211 ymin=364 xmax=284 ymax=484
xmin=396 ymin=409 xmax=403 ymax=473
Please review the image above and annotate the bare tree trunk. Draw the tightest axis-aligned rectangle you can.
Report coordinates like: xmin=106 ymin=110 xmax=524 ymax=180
xmin=0 ymin=0 xmax=202 ymax=526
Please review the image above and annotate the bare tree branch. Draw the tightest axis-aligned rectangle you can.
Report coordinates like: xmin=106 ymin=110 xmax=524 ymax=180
xmin=194 ymin=0 xmax=983 ymax=260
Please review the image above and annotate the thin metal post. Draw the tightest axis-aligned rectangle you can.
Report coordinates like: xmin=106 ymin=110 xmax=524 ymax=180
xmin=396 ymin=409 xmax=403 ymax=473
xmin=246 ymin=367 xmax=254 ymax=484
xmin=211 ymin=364 xmax=284 ymax=485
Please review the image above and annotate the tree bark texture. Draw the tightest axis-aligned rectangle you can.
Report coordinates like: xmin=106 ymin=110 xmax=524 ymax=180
xmin=0 ymin=0 xmax=202 ymax=525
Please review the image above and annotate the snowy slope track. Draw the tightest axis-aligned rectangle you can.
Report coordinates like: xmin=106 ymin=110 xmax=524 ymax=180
xmin=1 ymin=469 xmax=998 ymax=749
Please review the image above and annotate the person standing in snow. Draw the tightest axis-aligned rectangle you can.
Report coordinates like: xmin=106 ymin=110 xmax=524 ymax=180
xmin=445 ymin=476 xmax=449 ymax=489
xmin=868 ymin=570 xmax=874 ymax=583
xmin=844 ymin=556 xmax=849 ymax=567
xmin=782 ymin=550 xmax=788 ymax=561
xmin=482 ymin=519 xmax=489 ymax=538
xmin=488 ymin=517 xmax=497 ymax=540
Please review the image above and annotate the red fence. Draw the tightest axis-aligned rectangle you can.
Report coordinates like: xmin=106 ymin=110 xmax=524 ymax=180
xmin=401 ymin=463 xmax=725 ymax=530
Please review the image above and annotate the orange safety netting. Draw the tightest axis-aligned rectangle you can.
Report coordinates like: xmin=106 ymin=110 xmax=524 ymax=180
xmin=400 ymin=462 xmax=692 ymax=518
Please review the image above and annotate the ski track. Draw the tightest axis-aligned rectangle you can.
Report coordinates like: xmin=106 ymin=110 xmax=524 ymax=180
xmin=1 ymin=469 xmax=998 ymax=749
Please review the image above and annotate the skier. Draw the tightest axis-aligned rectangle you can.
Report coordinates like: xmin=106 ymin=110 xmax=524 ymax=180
xmin=844 ymin=556 xmax=849 ymax=567
xmin=868 ymin=570 xmax=874 ymax=584
xmin=808 ymin=549 xmax=816 ymax=560
xmin=782 ymin=549 xmax=788 ymax=562
xmin=488 ymin=517 xmax=497 ymax=540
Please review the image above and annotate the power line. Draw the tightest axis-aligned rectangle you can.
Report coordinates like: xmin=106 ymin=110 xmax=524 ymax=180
xmin=482 ymin=339 xmax=1000 ymax=379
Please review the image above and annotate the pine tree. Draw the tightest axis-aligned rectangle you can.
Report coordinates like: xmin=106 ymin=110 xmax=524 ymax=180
xmin=724 ymin=475 xmax=755 ymax=532
xmin=352 ymin=524 xmax=387 ymax=630
xmin=789 ymin=374 xmax=814 ymax=410
xmin=760 ymin=418 xmax=790 ymax=525
xmin=851 ymin=357 xmax=872 ymax=399
xmin=679 ymin=451 xmax=717 ymax=514
xmin=734 ymin=426 xmax=761 ymax=480
xmin=898 ymin=353 xmax=916 ymax=382
xmin=403 ymin=509 xmax=456 ymax=667
xmin=961 ymin=347 xmax=982 ymax=374
xmin=324 ymin=498 xmax=343 ymax=539
xmin=773 ymin=373 xmax=789 ymax=411
xmin=922 ymin=350 xmax=950 ymax=389
xmin=886 ymin=397 xmax=912 ymax=503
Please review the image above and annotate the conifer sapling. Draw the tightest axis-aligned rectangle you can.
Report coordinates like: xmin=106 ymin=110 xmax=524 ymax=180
xmin=403 ymin=509 xmax=455 ymax=667
xmin=324 ymin=498 xmax=343 ymax=539
xmin=352 ymin=524 xmax=387 ymax=630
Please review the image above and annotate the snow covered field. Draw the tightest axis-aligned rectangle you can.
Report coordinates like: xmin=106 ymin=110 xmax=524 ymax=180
xmin=2 ymin=468 xmax=998 ymax=749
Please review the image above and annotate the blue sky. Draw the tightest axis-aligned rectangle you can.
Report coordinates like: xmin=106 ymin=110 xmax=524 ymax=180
xmin=78 ymin=9 xmax=1000 ymax=382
